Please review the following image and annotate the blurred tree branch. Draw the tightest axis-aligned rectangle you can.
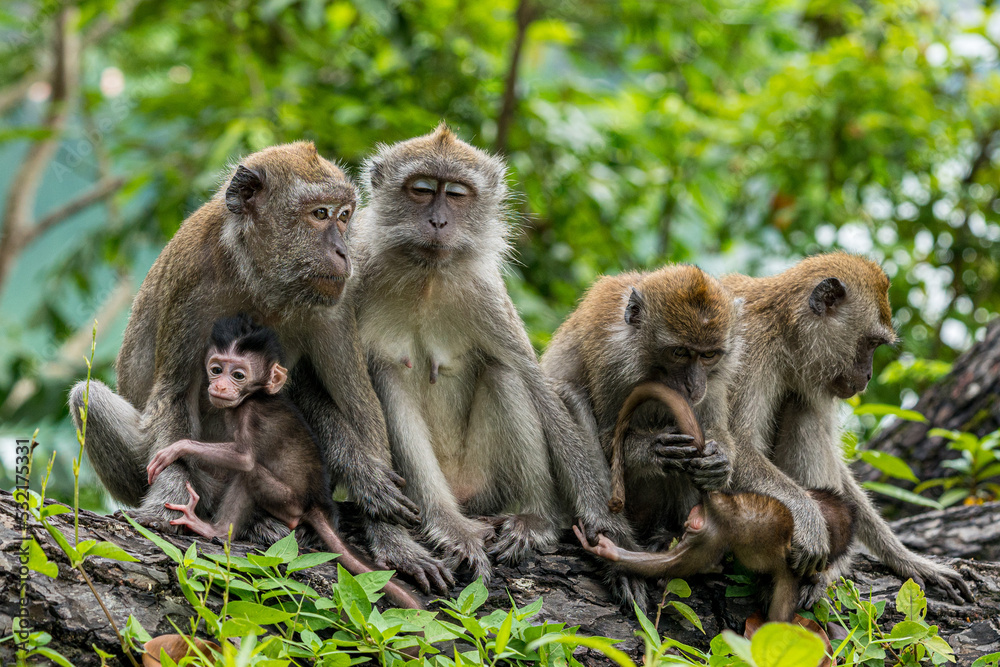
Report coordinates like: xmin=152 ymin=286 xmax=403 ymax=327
xmin=494 ymin=0 xmax=539 ymax=154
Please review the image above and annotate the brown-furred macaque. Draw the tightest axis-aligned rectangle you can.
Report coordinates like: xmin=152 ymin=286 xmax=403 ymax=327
xmin=722 ymin=252 xmax=972 ymax=604
xmin=146 ymin=315 xmax=423 ymax=610
xmin=349 ymin=124 xmax=579 ymax=585
xmin=540 ymin=265 xmax=741 ymax=610
xmin=69 ymin=142 xmax=448 ymax=589
xmin=577 ymin=380 xmax=856 ymax=622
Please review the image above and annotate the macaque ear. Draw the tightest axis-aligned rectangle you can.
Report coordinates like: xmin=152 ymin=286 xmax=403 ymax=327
xmin=226 ymin=165 xmax=264 ymax=215
xmin=266 ymin=363 xmax=288 ymax=394
xmin=624 ymin=287 xmax=644 ymax=327
xmin=808 ymin=277 xmax=847 ymax=316
xmin=368 ymin=159 xmax=384 ymax=190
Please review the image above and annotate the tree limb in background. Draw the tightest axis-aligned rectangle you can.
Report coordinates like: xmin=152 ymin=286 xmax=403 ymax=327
xmin=0 ymin=6 xmax=80 ymax=291
xmin=494 ymin=0 xmax=539 ymax=154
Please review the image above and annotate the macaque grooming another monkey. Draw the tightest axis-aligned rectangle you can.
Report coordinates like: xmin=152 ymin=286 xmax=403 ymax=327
xmin=146 ymin=315 xmax=422 ymax=610
xmin=576 ymin=381 xmax=856 ymax=622
xmin=723 ymin=252 xmax=972 ymax=604
xmin=541 ymin=264 xmax=741 ymax=609
xmin=349 ymin=124 xmax=583 ymax=583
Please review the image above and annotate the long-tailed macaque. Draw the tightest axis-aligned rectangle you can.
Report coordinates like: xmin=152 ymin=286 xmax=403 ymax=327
xmin=541 ymin=265 xmax=741 ymax=609
xmin=577 ymin=381 xmax=856 ymax=622
xmin=147 ymin=315 xmax=422 ymax=609
xmin=69 ymin=143 xmax=447 ymax=589
xmin=349 ymin=125 xmax=587 ymax=584
xmin=722 ymin=253 xmax=972 ymax=604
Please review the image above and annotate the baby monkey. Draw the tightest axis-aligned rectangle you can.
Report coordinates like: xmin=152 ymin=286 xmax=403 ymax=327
xmin=146 ymin=314 xmax=422 ymax=610
xmin=576 ymin=382 xmax=855 ymax=622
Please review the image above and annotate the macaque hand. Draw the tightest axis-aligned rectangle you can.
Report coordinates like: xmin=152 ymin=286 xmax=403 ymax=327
xmin=789 ymin=500 xmax=831 ymax=577
xmin=572 ymin=522 xmax=621 ymax=562
xmin=146 ymin=439 xmax=192 ymax=485
xmin=651 ymin=429 xmax=699 ymax=473
xmin=358 ymin=466 xmax=422 ymax=529
xmin=686 ymin=439 xmax=732 ymax=490
xmin=488 ymin=513 xmax=554 ymax=566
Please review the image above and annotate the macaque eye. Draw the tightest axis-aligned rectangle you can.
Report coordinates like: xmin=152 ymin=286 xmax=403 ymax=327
xmin=232 ymin=370 xmax=246 ymax=381
xmin=444 ymin=182 xmax=469 ymax=197
xmin=337 ymin=207 xmax=352 ymax=223
xmin=313 ymin=207 xmax=330 ymax=220
xmin=210 ymin=365 xmax=222 ymax=376
xmin=672 ymin=348 xmax=690 ymax=358
xmin=701 ymin=351 xmax=717 ymax=359
xmin=411 ymin=179 xmax=437 ymax=194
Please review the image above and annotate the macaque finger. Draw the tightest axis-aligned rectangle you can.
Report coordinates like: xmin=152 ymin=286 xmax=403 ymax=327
xmin=653 ymin=434 xmax=697 ymax=447
xmin=389 ymin=470 xmax=407 ymax=490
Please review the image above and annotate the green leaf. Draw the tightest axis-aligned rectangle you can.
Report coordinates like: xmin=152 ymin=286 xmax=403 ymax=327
xmin=122 ymin=513 xmax=184 ymax=563
xmin=862 ymin=482 xmax=943 ymax=510
xmin=854 ymin=404 xmax=926 ymax=423
xmin=937 ymin=488 xmax=971 ymax=508
xmin=75 ymin=539 xmax=97 ymax=558
xmin=923 ymin=634 xmax=956 ymax=661
xmin=972 ymin=651 xmax=1000 ymax=667
xmin=494 ymin=610 xmax=513 ymax=654
xmin=895 ymin=579 xmax=927 ymax=621
xmin=527 ymin=634 xmax=636 ymax=667
xmin=25 ymin=539 xmax=58 ymax=578
xmin=721 ymin=629 xmax=756 ymax=665
xmin=264 ymin=533 xmax=299 ymax=562
xmin=750 ymin=623 xmax=825 ymax=667
xmin=633 ymin=601 xmax=661 ymax=650
xmin=287 ymin=551 xmax=338 ymax=573
xmin=29 ymin=647 xmax=75 ymax=667
xmin=516 ymin=596 xmax=543 ymax=620
xmin=39 ymin=504 xmax=72 ymax=519
xmin=247 ymin=554 xmax=284 ymax=568
xmin=227 ymin=601 xmax=295 ymax=625
xmin=667 ymin=600 xmax=704 ymax=634
xmin=456 ymin=577 xmax=489 ymax=614
xmin=858 ymin=451 xmax=919 ymax=482
xmin=41 ymin=521 xmax=79 ymax=566
xmin=664 ymin=578 xmax=692 ymax=598
xmin=355 ymin=570 xmax=394 ymax=600
xmin=336 ymin=564 xmax=372 ymax=619
xmin=85 ymin=540 xmax=139 ymax=563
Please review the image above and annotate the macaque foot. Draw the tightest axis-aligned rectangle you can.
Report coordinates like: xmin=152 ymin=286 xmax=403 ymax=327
xmin=572 ymin=522 xmax=622 ymax=561
xmin=486 ymin=513 xmax=555 ymax=565
xmin=374 ymin=541 xmax=455 ymax=596
xmin=607 ymin=566 xmax=650 ymax=615
xmin=901 ymin=558 xmax=974 ymax=604
xmin=164 ymin=482 xmax=220 ymax=539
xmin=428 ymin=517 xmax=494 ymax=583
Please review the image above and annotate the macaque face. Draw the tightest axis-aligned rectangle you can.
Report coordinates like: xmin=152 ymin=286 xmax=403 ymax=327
xmin=206 ymin=350 xmax=261 ymax=409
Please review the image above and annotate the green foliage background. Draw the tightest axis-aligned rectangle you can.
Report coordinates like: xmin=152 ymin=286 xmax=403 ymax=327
xmin=1 ymin=0 xmax=999 ymax=507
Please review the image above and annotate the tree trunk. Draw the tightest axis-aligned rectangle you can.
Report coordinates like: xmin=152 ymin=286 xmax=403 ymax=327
xmin=860 ymin=319 xmax=1000 ymax=514
xmin=1 ymin=491 xmax=998 ymax=666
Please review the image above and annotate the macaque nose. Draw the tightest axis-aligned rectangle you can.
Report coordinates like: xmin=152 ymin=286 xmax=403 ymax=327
xmin=429 ymin=217 xmax=447 ymax=230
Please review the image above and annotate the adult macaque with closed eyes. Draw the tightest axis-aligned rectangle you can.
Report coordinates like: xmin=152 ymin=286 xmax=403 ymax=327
xmin=722 ymin=253 xmax=972 ymax=604
xmin=147 ymin=315 xmax=423 ymax=610
xmin=348 ymin=124 xmax=580 ymax=584
xmin=69 ymin=143 xmax=437 ymax=584
xmin=541 ymin=265 xmax=740 ymax=609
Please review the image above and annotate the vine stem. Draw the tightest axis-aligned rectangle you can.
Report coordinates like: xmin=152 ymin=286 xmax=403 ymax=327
xmin=76 ymin=564 xmax=140 ymax=667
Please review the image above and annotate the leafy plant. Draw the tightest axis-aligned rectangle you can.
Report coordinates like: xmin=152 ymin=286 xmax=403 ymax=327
xmin=816 ymin=579 xmax=956 ymax=666
xmin=852 ymin=402 xmax=1000 ymax=509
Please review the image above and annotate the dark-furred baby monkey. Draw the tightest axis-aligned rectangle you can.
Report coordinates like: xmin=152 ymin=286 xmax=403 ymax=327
xmin=146 ymin=315 xmax=422 ymax=610
xmin=577 ymin=381 xmax=856 ymax=622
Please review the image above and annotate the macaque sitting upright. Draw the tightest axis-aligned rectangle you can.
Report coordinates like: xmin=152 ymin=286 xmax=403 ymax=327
xmin=146 ymin=314 xmax=422 ymax=609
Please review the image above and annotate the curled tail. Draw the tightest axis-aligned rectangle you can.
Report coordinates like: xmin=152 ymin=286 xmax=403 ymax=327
xmin=608 ymin=382 xmax=703 ymax=513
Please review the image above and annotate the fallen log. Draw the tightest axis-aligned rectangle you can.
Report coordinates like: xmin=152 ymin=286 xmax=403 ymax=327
xmin=1 ymin=490 xmax=997 ymax=666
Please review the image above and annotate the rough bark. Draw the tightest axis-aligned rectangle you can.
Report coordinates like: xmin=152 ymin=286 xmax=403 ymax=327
xmin=861 ymin=319 xmax=1000 ymax=509
xmin=1 ymin=491 xmax=997 ymax=666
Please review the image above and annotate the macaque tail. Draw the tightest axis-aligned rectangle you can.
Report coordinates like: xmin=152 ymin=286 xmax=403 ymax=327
xmin=608 ymin=381 xmax=705 ymax=513
xmin=306 ymin=510 xmax=424 ymax=610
